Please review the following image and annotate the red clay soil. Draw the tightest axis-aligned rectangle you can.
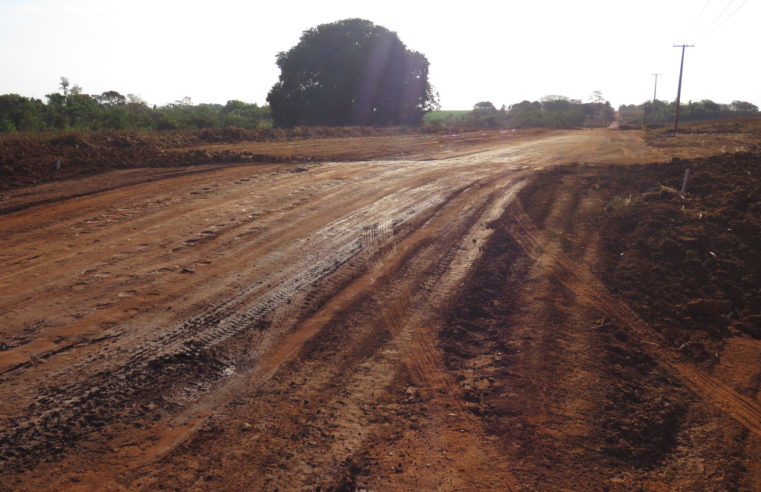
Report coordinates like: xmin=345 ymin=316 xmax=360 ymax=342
xmin=1 ymin=127 xmax=760 ymax=490
xmin=474 ymin=155 xmax=761 ymax=489
xmin=0 ymin=127 xmax=544 ymax=191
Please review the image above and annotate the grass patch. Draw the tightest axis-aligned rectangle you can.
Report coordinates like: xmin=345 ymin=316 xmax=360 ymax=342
xmin=424 ymin=110 xmax=470 ymax=122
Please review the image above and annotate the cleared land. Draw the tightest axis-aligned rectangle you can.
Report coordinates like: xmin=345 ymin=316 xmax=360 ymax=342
xmin=1 ymin=125 xmax=760 ymax=490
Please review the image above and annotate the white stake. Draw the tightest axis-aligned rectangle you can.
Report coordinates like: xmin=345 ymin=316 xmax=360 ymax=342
xmin=681 ymin=168 xmax=690 ymax=193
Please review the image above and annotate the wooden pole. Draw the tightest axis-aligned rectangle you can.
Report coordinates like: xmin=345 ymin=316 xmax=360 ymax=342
xmin=673 ymin=44 xmax=694 ymax=131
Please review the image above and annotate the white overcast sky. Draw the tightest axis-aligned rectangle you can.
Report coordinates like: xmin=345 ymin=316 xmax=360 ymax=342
xmin=0 ymin=0 xmax=758 ymax=109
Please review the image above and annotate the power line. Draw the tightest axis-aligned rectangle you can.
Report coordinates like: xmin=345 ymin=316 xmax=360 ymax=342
xmin=697 ymin=0 xmax=739 ymax=38
xmin=686 ymin=0 xmax=712 ymax=36
xmin=703 ymin=0 xmax=749 ymax=37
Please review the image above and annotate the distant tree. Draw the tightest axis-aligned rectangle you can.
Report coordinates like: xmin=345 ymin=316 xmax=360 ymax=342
xmin=45 ymin=92 xmax=68 ymax=129
xmin=467 ymin=101 xmax=502 ymax=127
xmin=540 ymin=95 xmax=572 ymax=112
xmin=187 ymin=103 xmax=221 ymax=129
xmin=701 ymin=99 xmax=720 ymax=114
xmin=581 ymin=92 xmax=614 ymax=127
xmin=267 ymin=18 xmax=437 ymax=127
xmin=473 ymin=101 xmax=497 ymax=113
xmin=730 ymin=100 xmax=758 ymax=113
xmin=96 ymin=91 xmax=126 ymax=107
xmin=221 ymin=100 xmax=269 ymax=128
xmin=509 ymin=100 xmax=541 ymax=112
xmin=507 ymin=100 xmax=544 ymax=127
xmin=152 ymin=111 xmax=179 ymax=130
xmin=66 ymin=93 xmax=101 ymax=130
xmin=171 ymin=97 xmax=193 ymax=108
xmin=124 ymin=95 xmax=154 ymax=129
xmin=126 ymin=94 xmax=146 ymax=105
xmin=0 ymin=94 xmax=47 ymax=131
xmin=588 ymin=90 xmax=606 ymax=104
xmin=59 ymin=77 xmax=70 ymax=98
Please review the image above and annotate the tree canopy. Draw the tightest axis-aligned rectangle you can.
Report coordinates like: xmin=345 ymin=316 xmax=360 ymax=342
xmin=0 ymin=80 xmax=271 ymax=132
xmin=267 ymin=19 xmax=438 ymax=128
xmin=619 ymin=98 xmax=760 ymax=126
xmin=473 ymin=101 xmax=497 ymax=113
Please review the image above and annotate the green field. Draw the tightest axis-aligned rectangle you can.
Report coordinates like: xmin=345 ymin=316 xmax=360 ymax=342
xmin=424 ymin=110 xmax=470 ymax=122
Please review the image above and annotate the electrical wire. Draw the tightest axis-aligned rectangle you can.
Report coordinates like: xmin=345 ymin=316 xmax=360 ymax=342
xmin=702 ymin=0 xmax=750 ymax=37
xmin=696 ymin=0 xmax=739 ymax=38
xmin=686 ymin=0 xmax=712 ymax=37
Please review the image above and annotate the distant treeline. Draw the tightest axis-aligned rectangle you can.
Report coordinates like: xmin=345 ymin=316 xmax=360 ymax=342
xmin=0 ymin=78 xmax=271 ymax=132
xmin=619 ymin=99 xmax=759 ymax=126
xmin=4 ymin=78 xmax=758 ymax=133
xmin=427 ymin=95 xmax=759 ymax=130
xmin=427 ymin=94 xmax=615 ymax=129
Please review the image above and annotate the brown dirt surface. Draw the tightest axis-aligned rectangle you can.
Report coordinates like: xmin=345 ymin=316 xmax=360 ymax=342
xmin=1 ymin=125 xmax=760 ymax=490
xmin=645 ymin=117 xmax=761 ymax=158
xmin=0 ymin=127 xmax=547 ymax=192
xmin=598 ymin=151 xmax=761 ymax=359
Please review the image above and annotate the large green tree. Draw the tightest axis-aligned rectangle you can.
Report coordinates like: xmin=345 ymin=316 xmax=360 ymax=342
xmin=267 ymin=18 xmax=437 ymax=128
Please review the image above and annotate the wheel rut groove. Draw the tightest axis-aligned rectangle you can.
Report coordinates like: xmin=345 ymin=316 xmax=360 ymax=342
xmin=5 ymin=129 xmax=757 ymax=490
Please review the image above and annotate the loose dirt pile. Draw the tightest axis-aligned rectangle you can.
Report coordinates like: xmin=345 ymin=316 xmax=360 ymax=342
xmin=0 ymin=127 xmax=529 ymax=191
xmin=598 ymin=151 xmax=761 ymax=361
xmin=646 ymin=118 xmax=761 ymax=158
xmin=436 ymin=150 xmax=761 ymax=489
xmin=0 ymin=127 xmax=399 ymax=190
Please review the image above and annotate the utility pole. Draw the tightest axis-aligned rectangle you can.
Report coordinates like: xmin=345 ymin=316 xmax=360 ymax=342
xmin=652 ymin=74 xmax=660 ymax=103
xmin=647 ymin=73 xmax=661 ymax=127
xmin=673 ymin=44 xmax=694 ymax=130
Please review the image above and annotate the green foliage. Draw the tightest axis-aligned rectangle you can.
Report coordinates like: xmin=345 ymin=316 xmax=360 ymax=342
xmin=505 ymin=95 xmax=613 ymax=128
xmin=0 ymin=80 xmax=271 ymax=133
xmin=730 ymin=100 xmax=758 ymax=113
xmin=621 ymin=98 xmax=760 ymax=126
xmin=473 ymin=101 xmax=497 ymax=112
xmin=0 ymin=94 xmax=47 ymax=131
xmin=96 ymin=91 xmax=127 ymax=107
xmin=267 ymin=18 xmax=437 ymax=128
xmin=433 ymin=95 xmax=615 ymax=129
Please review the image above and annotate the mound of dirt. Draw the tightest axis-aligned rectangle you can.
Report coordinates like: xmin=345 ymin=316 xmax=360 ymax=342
xmin=0 ymin=127 xmax=420 ymax=190
xmin=646 ymin=118 xmax=761 ymax=157
xmin=598 ymin=151 xmax=761 ymax=361
xmin=433 ymin=155 xmax=760 ymax=488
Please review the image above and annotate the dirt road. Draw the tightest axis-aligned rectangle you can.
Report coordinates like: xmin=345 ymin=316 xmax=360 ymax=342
xmin=1 ymin=129 xmax=759 ymax=490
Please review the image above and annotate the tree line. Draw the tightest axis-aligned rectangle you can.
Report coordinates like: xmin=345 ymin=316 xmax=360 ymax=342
xmin=430 ymin=93 xmax=615 ymax=129
xmin=0 ymin=77 xmax=271 ymax=132
xmin=619 ymin=99 xmax=759 ymax=126
xmin=431 ymin=95 xmax=759 ymax=130
xmin=1 ymin=19 xmax=435 ymax=133
xmin=2 ymin=16 xmax=758 ymax=133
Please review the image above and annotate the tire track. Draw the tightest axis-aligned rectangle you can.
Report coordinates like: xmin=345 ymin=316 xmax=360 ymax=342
xmin=0 ymin=168 xmax=497 ymax=475
xmin=499 ymin=198 xmax=761 ymax=439
xmin=1 ymin=129 xmax=678 ymax=488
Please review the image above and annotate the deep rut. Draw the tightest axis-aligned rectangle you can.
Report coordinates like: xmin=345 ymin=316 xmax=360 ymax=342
xmin=8 ymin=130 xmax=751 ymax=490
xmin=501 ymin=195 xmax=761 ymax=439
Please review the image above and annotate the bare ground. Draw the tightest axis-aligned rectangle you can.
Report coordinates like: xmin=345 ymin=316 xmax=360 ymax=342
xmin=1 ymin=127 xmax=760 ymax=490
